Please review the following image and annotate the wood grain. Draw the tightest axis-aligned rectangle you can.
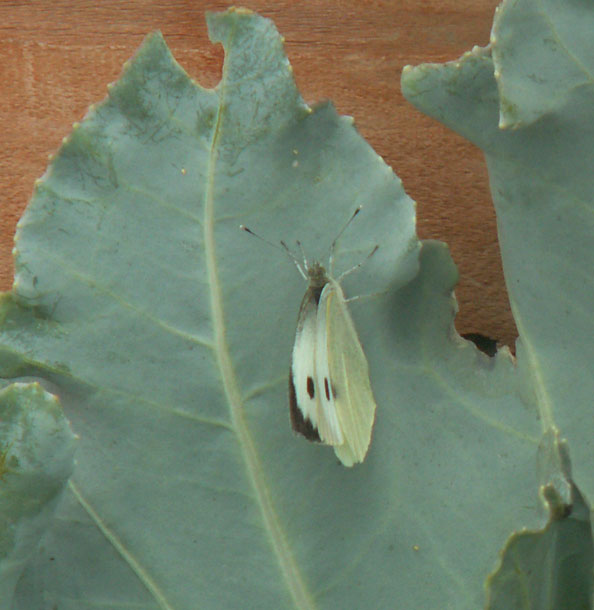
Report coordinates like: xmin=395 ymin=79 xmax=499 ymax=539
xmin=0 ymin=0 xmax=516 ymax=348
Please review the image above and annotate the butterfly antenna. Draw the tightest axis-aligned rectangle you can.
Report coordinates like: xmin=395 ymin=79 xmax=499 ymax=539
xmin=241 ymin=225 xmax=307 ymax=280
xmin=281 ymin=240 xmax=308 ymax=280
xmin=329 ymin=206 xmax=362 ymax=272
xmin=296 ymin=240 xmax=309 ymax=270
xmin=336 ymin=244 xmax=379 ymax=282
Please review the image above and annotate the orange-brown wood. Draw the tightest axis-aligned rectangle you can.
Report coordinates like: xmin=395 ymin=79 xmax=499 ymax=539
xmin=0 ymin=0 xmax=516 ymax=348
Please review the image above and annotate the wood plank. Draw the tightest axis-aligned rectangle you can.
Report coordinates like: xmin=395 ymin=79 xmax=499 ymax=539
xmin=0 ymin=0 xmax=515 ymax=347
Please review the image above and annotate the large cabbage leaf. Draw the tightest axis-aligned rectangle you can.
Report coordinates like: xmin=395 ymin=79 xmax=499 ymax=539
xmin=1 ymin=4 xmax=588 ymax=609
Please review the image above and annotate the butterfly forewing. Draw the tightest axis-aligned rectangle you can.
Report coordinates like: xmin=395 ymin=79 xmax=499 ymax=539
xmin=290 ymin=276 xmax=343 ymax=445
xmin=290 ymin=290 xmax=321 ymax=438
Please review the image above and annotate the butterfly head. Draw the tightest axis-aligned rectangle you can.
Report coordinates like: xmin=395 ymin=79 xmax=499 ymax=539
xmin=306 ymin=262 xmax=328 ymax=287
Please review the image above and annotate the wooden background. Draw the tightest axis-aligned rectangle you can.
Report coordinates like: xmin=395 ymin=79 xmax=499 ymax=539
xmin=0 ymin=0 xmax=516 ymax=348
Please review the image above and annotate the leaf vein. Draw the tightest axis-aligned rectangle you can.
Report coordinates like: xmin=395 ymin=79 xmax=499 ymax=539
xmin=204 ymin=22 xmax=314 ymax=610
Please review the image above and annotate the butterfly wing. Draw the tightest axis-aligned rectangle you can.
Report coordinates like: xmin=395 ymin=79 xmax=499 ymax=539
xmin=290 ymin=290 xmax=322 ymax=441
xmin=312 ymin=290 xmax=344 ymax=446
xmin=290 ymin=284 xmax=343 ymax=445
xmin=319 ymin=279 xmax=377 ymax=466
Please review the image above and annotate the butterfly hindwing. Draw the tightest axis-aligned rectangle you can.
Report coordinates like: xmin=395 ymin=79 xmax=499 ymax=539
xmin=318 ymin=278 xmax=377 ymax=466
xmin=313 ymin=284 xmax=344 ymax=445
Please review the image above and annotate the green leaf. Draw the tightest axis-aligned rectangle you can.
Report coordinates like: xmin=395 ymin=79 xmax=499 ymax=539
xmin=402 ymin=0 xmax=594 ymax=606
xmin=0 ymin=382 xmax=76 ymax=608
xmin=3 ymin=8 xmax=423 ymax=608
xmin=486 ymin=431 xmax=594 ymax=610
xmin=1 ymin=4 xmax=584 ymax=609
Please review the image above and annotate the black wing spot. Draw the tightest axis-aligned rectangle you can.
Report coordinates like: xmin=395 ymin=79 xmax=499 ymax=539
xmin=307 ymin=376 xmax=315 ymax=399
xmin=324 ymin=378 xmax=332 ymax=401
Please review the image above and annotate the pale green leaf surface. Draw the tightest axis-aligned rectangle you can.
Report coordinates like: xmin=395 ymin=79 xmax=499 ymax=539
xmin=0 ymin=7 xmax=549 ymax=610
xmin=487 ymin=483 xmax=593 ymax=610
xmin=487 ymin=432 xmax=593 ymax=610
xmin=402 ymin=0 xmax=594 ymax=606
xmin=0 ymin=383 xmax=76 ymax=609
xmin=401 ymin=0 xmax=594 ymax=506
xmin=491 ymin=0 xmax=594 ymax=128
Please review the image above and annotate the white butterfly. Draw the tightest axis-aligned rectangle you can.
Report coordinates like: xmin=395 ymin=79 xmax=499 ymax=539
xmin=242 ymin=208 xmax=378 ymax=467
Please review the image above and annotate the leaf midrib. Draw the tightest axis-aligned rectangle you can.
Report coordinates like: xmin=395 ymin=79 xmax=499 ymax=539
xmin=203 ymin=20 xmax=314 ymax=610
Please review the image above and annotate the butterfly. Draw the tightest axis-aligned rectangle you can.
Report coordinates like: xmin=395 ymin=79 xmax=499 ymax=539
xmin=242 ymin=207 xmax=378 ymax=466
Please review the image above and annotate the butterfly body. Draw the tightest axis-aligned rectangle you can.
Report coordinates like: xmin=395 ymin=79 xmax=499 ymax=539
xmin=241 ymin=209 xmax=378 ymax=467
xmin=289 ymin=261 xmax=377 ymax=467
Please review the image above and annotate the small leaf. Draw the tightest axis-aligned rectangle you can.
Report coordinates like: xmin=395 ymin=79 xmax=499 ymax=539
xmin=487 ymin=433 xmax=594 ymax=609
xmin=402 ymin=0 xmax=594 ymax=605
xmin=0 ymin=383 xmax=76 ymax=608
xmin=402 ymin=0 xmax=594 ymax=507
